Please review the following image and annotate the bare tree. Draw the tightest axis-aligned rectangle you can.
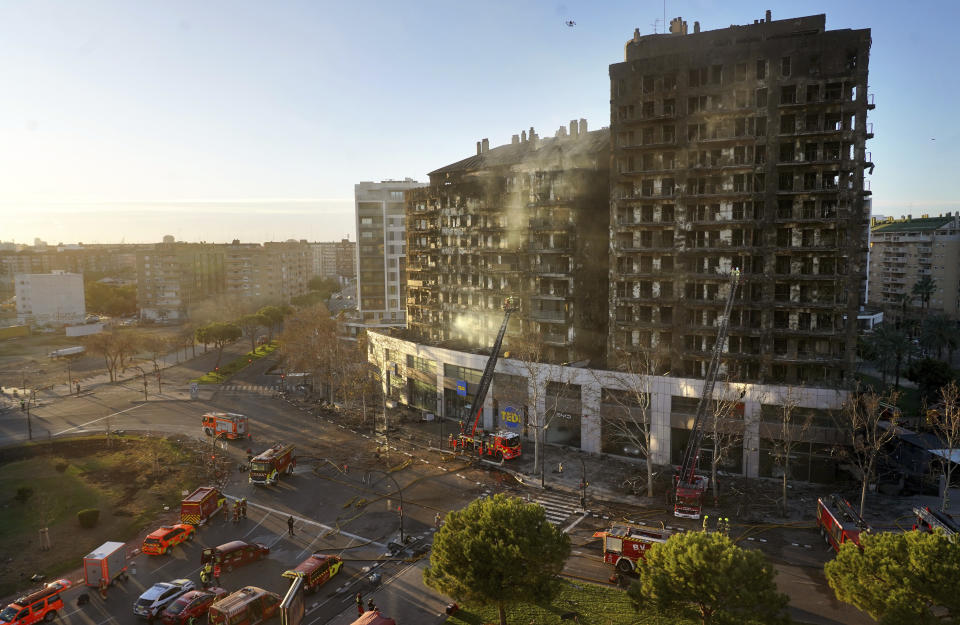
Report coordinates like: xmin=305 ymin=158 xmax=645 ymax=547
xmin=928 ymin=381 xmax=960 ymax=512
xmin=708 ymin=379 xmax=747 ymax=504
xmin=84 ymin=331 xmax=128 ymax=382
xmin=510 ymin=331 xmax=552 ymax=477
xmin=279 ymin=304 xmax=338 ymax=398
xmin=840 ymin=387 xmax=901 ymax=516
xmin=140 ymin=333 xmax=171 ymax=374
xmin=766 ymin=387 xmax=813 ymax=514
xmin=592 ymin=347 xmax=658 ymax=497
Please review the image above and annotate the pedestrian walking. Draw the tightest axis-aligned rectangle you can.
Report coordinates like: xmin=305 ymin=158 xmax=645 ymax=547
xmin=213 ymin=563 xmax=221 ymax=586
xmin=98 ymin=578 xmax=108 ymax=601
xmin=287 ymin=515 xmax=295 ymax=536
xmin=355 ymin=592 xmax=363 ymax=616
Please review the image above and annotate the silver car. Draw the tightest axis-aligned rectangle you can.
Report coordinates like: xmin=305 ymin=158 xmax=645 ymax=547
xmin=133 ymin=579 xmax=196 ymax=618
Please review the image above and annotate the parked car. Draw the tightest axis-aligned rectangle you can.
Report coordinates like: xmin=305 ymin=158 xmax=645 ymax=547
xmin=161 ymin=588 xmax=228 ymax=625
xmin=200 ymin=541 xmax=269 ymax=572
xmin=143 ymin=524 xmax=196 ymax=555
xmin=133 ymin=579 xmax=196 ymax=619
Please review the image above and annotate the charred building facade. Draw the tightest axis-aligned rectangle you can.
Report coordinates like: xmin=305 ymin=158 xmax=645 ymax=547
xmin=609 ymin=13 xmax=872 ymax=386
xmin=405 ymin=122 xmax=610 ymax=365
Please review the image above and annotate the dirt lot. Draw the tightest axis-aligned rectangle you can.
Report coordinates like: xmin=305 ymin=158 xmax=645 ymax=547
xmin=0 ymin=326 xmax=188 ymax=391
xmin=0 ymin=435 xmax=229 ymax=597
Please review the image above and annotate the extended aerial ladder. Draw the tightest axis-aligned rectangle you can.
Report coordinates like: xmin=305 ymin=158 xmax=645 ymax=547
xmin=913 ymin=506 xmax=959 ymax=536
xmin=673 ymin=269 xmax=742 ymax=519
xmin=451 ymin=297 xmax=522 ymax=460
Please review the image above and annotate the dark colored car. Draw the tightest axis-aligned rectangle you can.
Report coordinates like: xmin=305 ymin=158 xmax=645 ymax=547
xmin=200 ymin=541 xmax=269 ymax=572
xmin=161 ymin=588 xmax=227 ymax=625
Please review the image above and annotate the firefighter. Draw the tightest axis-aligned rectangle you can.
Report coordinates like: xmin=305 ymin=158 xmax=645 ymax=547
xmin=232 ymin=504 xmax=240 ymax=524
xmin=702 ymin=514 xmax=710 ymax=532
xmin=199 ymin=567 xmax=211 ymax=589
xmin=366 ymin=598 xmax=376 ymax=613
xmin=98 ymin=577 xmax=108 ymax=601
xmin=434 ymin=512 xmax=442 ymax=529
xmin=287 ymin=515 xmax=295 ymax=536
xmin=240 ymin=498 xmax=247 ymax=519
xmin=213 ymin=562 xmax=221 ymax=585
xmin=355 ymin=592 xmax=363 ymax=616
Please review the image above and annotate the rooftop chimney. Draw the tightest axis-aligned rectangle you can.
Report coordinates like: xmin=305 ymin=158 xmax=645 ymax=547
xmin=766 ymin=9 xmax=772 ymax=22
xmin=579 ymin=118 xmax=588 ymax=135
xmin=481 ymin=138 xmax=489 ymax=153
xmin=633 ymin=28 xmax=640 ymax=42
xmin=694 ymin=21 xmax=700 ymax=33
xmin=476 ymin=141 xmax=482 ymax=155
xmin=521 ymin=130 xmax=527 ymax=142
xmin=511 ymin=134 xmax=519 ymax=145
xmin=569 ymin=120 xmax=579 ymax=138
xmin=669 ymin=17 xmax=687 ymax=35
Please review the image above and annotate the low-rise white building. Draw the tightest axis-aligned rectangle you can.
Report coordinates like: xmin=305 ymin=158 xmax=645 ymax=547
xmin=15 ymin=270 xmax=85 ymax=326
xmin=369 ymin=330 xmax=850 ymax=481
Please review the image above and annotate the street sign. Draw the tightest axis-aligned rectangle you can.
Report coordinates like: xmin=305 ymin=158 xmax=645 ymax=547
xmin=456 ymin=380 xmax=467 ymax=397
xmin=500 ymin=406 xmax=522 ymax=429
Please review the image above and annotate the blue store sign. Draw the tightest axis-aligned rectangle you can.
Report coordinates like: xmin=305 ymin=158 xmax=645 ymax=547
xmin=456 ymin=380 xmax=467 ymax=397
xmin=500 ymin=406 xmax=522 ymax=428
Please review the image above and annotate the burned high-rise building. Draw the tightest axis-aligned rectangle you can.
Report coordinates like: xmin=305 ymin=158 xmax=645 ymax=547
xmin=405 ymin=121 xmax=610 ymax=365
xmin=609 ymin=13 xmax=873 ymax=385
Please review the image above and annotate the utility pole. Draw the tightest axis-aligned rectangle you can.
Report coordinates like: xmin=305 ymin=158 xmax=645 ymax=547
xmin=25 ymin=395 xmax=32 ymax=441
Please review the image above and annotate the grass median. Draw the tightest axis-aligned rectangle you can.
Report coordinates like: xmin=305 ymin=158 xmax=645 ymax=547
xmin=192 ymin=341 xmax=278 ymax=384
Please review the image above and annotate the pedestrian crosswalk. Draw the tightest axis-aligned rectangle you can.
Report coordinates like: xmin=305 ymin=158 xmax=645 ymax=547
xmin=219 ymin=384 xmax=280 ymax=395
xmin=531 ymin=491 xmax=585 ymax=526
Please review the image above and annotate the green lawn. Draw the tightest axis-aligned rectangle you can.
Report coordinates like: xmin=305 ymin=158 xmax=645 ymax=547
xmin=445 ymin=579 xmax=694 ymax=625
xmin=857 ymin=372 xmax=922 ymax=417
xmin=193 ymin=341 xmax=278 ymax=384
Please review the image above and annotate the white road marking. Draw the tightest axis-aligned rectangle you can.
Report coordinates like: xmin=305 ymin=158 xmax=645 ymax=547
xmin=53 ymin=404 xmax=145 ymax=436
xmin=234 ymin=499 xmax=385 ymax=548
xmin=563 ymin=512 xmax=589 ymax=534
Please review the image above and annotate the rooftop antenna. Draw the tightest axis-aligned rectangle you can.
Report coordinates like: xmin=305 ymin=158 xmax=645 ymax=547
xmin=650 ymin=18 xmax=661 ymax=34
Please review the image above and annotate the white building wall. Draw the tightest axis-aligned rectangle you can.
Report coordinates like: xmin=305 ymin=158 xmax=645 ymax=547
xmin=15 ymin=271 xmax=85 ymax=326
xmin=368 ymin=331 xmax=850 ymax=475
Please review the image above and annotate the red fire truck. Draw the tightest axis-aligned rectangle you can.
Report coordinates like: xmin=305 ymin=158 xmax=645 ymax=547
xmin=913 ymin=506 xmax=959 ymax=536
xmin=593 ymin=523 xmax=672 ymax=574
xmin=248 ymin=443 xmax=295 ymax=485
xmin=180 ymin=486 xmax=227 ymax=525
xmin=817 ymin=494 xmax=870 ymax=552
xmin=201 ymin=413 xmax=249 ymax=440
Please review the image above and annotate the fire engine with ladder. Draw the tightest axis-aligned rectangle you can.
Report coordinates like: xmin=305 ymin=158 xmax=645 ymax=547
xmin=248 ymin=443 xmax=296 ymax=485
xmin=593 ymin=523 xmax=673 ymax=575
xmin=913 ymin=506 xmax=959 ymax=536
xmin=672 ymin=269 xmax=741 ymax=519
xmin=450 ymin=297 xmax=522 ymax=461
xmin=817 ymin=493 xmax=870 ymax=552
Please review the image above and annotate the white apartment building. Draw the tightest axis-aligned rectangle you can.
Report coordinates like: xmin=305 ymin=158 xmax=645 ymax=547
xmin=354 ymin=179 xmax=426 ymax=327
xmin=15 ymin=271 xmax=85 ymax=326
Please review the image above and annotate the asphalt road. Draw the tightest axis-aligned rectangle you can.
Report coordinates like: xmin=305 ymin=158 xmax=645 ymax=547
xmin=0 ymin=348 xmax=875 ymax=625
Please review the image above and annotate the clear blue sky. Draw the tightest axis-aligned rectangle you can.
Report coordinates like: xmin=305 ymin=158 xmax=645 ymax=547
xmin=0 ymin=0 xmax=956 ymax=244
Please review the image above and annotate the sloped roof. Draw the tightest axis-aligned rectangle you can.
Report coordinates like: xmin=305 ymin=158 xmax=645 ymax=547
xmin=872 ymin=216 xmax=953 ymax=233
xmin=430 ymin=128 xmax=610 ymax=176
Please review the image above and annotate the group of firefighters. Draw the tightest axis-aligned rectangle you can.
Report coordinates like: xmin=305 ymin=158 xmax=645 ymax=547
xmin=230 ymin=498 xmax=248 ymax=523
xmin=199 ymin=561 xmax=222 ymax=589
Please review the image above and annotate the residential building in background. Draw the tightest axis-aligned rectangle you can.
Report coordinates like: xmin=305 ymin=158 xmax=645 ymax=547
xmin=609 ymin=12 xmax=873 ymax=387
xmin=311 ymin=238 xmax=356 ymax=282
xmin=0 ymin=244 xmax=142 ymax=297
xmin=15 ymin=270 xmax=85 ymax=326
xmin=354 ymin=179 xmax=426 ymax=327
xmin=137 ymin=243 xmax=225 ymax=322
xmin=868 ymin=213 xmax=960 ymax=322
xmin=224 ymin=240 xmax=311 ymax=304
xmin=405 ymin=121 xmax=610 ymax=367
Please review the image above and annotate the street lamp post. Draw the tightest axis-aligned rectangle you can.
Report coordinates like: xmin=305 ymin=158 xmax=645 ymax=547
xmin=578 ymin=457 xmax=587 ymax=510
xmin=364 ymin=470 xmax=404 ymax=544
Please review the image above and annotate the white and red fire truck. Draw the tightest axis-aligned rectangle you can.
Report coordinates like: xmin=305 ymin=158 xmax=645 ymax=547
xmin=817 ymin=494 xmax=870 ymax=552
xmin=913 ymin=506 xmax=959 ymax=536
xmin=593 ymin=523 xmax=673 ymax=574
xmin=202 ymin=413 xmax=249 ymax=440
xmin=248 ymin=443 xmax=295 ymax=485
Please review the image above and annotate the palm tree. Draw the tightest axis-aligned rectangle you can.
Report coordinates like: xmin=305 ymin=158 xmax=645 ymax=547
xmin=868 ymin=325 xmax=914 ymax=388
xmin=912 ymin=275 xmax=937 ymax=321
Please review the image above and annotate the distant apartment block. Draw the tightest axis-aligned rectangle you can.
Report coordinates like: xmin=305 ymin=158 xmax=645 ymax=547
xmin=355 ymin=179 xmax=426 ymax=326
xmin=312 ymin=239 xmax=357 ymax=282
xmin=405 ymin=122 xmax=610 ymax=365
xmin=868 ymin=213 xmax=960 ymax=321
xmin=0 ymin=244 xmax=142 ymax=295
xmin=137 ymin=243 xmax=225 ymax=322
xmin=224 ymin=241 xmax=311 ymax=304
xmin=608 ymin=12 xmax=873 ymax=386
xmin=15 ymin=271 xmax=85 ymax=326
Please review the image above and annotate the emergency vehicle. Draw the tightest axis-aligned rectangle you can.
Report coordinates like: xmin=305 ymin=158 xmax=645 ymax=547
xmin=133 ymin=580 xmax=196 ymax=619
xmin=913 ymin=506 xmax=959 ymax=536
xmin=207 ymin=587 xmax=280 ymax=625
xmin=161 ymin=588 xmax=228 ymax=625
xmin=143 ymin=524 xmax=195 ymax=555
xmin=180 ymin=486 xmax=227 ymax=525
xmin=817 ymin=494 xmax=870 ymax=552
xmin=0 ymin=579 xmax=70 ymax=625
xmin=450 ymin=430 xmax=521 ymax=461
xmin=248 ymin=443 xmax=296 ymax=485
xmin=593 ymin=523 xmax=673 ymax=574
xmin=201 ymin=412 xmax=248 ymax=439
xmin=281 ymin=554 xmax=342 ymax=594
